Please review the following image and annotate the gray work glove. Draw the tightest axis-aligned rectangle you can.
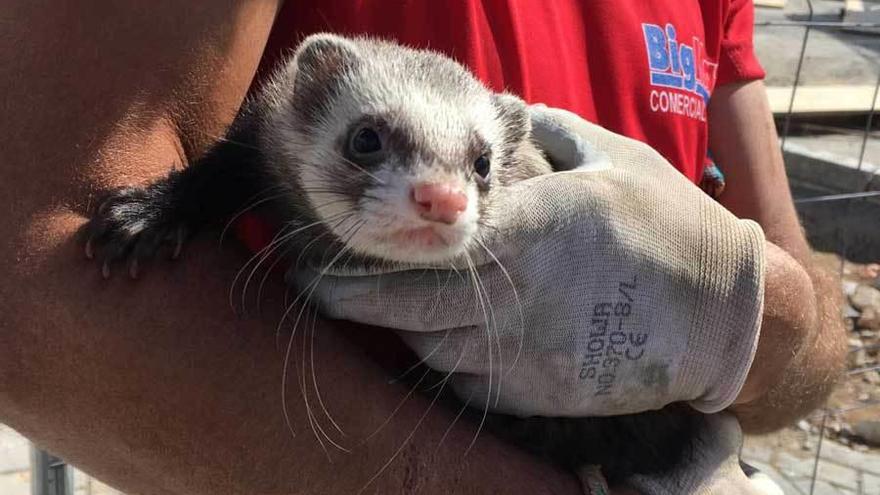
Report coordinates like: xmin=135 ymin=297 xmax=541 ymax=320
xmin=292 ymin=106 xmax=766 ymax=417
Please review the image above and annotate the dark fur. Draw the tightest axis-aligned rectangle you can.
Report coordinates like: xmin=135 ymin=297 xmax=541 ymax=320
xmin=82 ymin=35 xmax=702 ymax=483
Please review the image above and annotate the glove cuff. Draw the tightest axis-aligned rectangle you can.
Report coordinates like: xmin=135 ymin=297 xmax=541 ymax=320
xmin=679 ymin=213 xmax=766 ymax=414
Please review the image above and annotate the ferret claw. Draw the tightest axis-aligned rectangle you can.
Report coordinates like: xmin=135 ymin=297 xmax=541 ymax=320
xmin=83 ymin=186 xmax=188 ymax=278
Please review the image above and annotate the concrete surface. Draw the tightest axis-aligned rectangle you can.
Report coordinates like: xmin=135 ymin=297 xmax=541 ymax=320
xmin=742 ymin=432 xmax=880 ymax=494
xmin=756 ymin=1 xmax=880 ymax=88
xmin=0 ymin=425 xmax=122 ymax=495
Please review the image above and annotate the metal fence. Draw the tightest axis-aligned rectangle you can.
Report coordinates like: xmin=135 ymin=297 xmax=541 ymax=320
xmin=757 ymin=0 xmax=880 ymax=494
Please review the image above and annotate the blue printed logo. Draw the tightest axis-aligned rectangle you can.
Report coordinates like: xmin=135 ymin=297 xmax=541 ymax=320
xmin=642 ymin=23 xmax=717 ymax=121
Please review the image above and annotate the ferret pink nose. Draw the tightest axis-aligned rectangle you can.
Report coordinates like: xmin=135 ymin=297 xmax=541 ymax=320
xmin=411 ymin=182 xmax=468 ymax=224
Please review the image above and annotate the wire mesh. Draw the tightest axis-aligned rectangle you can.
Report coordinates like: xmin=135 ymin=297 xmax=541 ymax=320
xmin=761 ymin=1 xmax=880 ymax=494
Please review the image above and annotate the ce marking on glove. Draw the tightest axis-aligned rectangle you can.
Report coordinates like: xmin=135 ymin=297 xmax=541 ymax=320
xmin=579 ymin=276 xmax=649 ymax=397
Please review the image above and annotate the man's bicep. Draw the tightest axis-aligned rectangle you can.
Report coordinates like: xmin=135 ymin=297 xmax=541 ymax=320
xmin=0 ymin=0 xmax=281 ymax=217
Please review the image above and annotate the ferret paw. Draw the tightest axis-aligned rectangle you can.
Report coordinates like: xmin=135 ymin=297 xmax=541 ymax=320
xmin=81 ymin=187 xmax=188 ymax=279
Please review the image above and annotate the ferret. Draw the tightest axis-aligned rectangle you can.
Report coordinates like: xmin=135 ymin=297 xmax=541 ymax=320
xmin=82 ymin=33 xmax=702 ymax=485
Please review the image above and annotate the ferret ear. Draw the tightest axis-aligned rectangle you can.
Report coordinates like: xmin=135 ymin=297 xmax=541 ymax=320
xmin=291 ymin=34 xmax=360 ymax=128
xmin=294 ymin=33 xmax=359 ymax=81
xmin=492 ymin=93 xmax=530 ymax=143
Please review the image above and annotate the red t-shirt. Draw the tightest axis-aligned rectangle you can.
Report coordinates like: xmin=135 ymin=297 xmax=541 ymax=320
xmin=255 ymin=0 xmax=765 ymax=182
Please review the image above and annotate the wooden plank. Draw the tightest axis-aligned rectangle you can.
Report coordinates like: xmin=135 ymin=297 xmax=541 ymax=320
xmin=767 ymin=85 xmax=880 ymax=114
xmin=755 ymin=0 xmax=786 ymax=8
xmin=843 ymin=0 xmax=880 ymax=34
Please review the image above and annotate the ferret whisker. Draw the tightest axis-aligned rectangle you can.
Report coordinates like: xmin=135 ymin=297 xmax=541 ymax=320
xmin=282 ymin=215 xmax=361 ymax=451
xmin=473 ymin=256 xmax=503 ymax=409
xmin=426 ymin=268 xmax=456 ymax=323
xmin=427 ymin=339 xmax=480 ymax=450
xmin=385 ymin=268 xmax=458 ymax=387
xmin=254 ymin=243 xmax=297 ymax=315
xmin=230 ymin=222 xmax=299 ymax=315
xmin=236 ymin=219 xmax=331 ymax=315
xmin=306 ymin=221 xmax=367 ymax=441
xmin=302 ymin=304 xmax=345 ymax=456
xmin=282 ymin=232 xmax=358 ymax=458
xmin=232 ymin=221 xmax=303 ymax=314
xmin=278 ymin=301 xmax=304 ymax=443
xmin=242 ymin=223 xmax=326 ymax=310
xmin=190 ymin=126 xmax=263 ymax=152
xmin=212 ymin=135 xmax=262 ymax=151
xmin=355 ymin=362 xmax=452 ymax=495
xmin=475 ymin=237 xmax=525 ymax=381
xmin=436 ymin=386 xmax=477 ymax=452
xmin=273 ymin=216 xmax=347 ymax=346
xmin=389 ymin=327 xmax=454 ymax=386
xmin=218 ymin=186 xmax=286 ymax=246
xmin=300 ymin=307 xmax=333 ymax=460
xmin=360 ymin=289 xmax=471 ymax=488
xmin=252 ymin=200 xmax=359 ymax=313
xmin=362 ymin=367 xmax=432 ymax=444
xmin=463 ymin=252 xmax=493 ymax=455
xmin=332 ymin=151 xmax=386 ymax=184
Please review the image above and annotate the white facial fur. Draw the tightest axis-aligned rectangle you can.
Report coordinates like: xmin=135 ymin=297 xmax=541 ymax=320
xmin=262 ymin=35 xmax=513 ymax=266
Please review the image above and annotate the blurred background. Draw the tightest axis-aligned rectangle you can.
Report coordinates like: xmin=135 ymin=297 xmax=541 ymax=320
xmin=2 ymin=0 xmax=879 ymax=493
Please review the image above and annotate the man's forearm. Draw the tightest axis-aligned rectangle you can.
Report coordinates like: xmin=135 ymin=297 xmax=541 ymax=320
xmin=709 ymin=80 xmax=847 ymax=432
xmin=732 ymin=248 xmax=846 ymax=432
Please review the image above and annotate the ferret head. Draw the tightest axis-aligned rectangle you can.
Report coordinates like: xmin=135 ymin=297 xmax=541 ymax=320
xmin=260 ymin=34 xmax=534 ymax=266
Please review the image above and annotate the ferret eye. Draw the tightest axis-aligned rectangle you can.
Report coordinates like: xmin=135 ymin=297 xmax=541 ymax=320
xmin=474 ymin=154 xmax=491 ymax=178
xmin=350 ymin=127 xmax=382 ymax=155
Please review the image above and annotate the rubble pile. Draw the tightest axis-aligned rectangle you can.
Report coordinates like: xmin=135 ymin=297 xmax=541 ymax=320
xmin=822 ymin=262 xmax=880 ymax=448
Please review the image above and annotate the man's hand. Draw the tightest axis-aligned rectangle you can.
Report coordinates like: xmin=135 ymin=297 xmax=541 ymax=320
xmin=295 ymin=107 xmax=767 ymax=418
xmin=709 ymin=80 xmax=847 ymax=432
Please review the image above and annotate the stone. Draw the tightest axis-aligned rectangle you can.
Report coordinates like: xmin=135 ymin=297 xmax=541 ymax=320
xmin=852 ymin=348 xmax=869 ymax=367
xmin=843 ymin=280 xmax=859 ymax=297
xmin=816 ymin=460 xmax=860 ymax=491
xmin=858 ymin=307 xmax=880 ymax=330
xmin=73 ymin=468 xmax=125 ymax=495
xmin=851 ymin=284 xmax=880 ymax=312
xmin=794 ymin=479 xmax=846 ymax=495
xmin=859 ymin=263 xmax=880 ymax=280
xmin=741 ymin=440 xmax=774 ymax=464
xmin=864 ymin=472 xmax=880 ymax=495
xmin=844 ymin=303 xmax=861 ymax=319
xmin=776 ymin=451 xmax=815 ymax=478
xmin=744 ymin=460 xmax=797 ymax=495
xmin=0 ymin=471 xmax=30 ymax=495
xmin=0 ymin=426 xmax=31 ymax=475
xmin=853 ymin=421 xmax=880 ymax=447
xmin=819 ymin=440 xmax=880 ymax=475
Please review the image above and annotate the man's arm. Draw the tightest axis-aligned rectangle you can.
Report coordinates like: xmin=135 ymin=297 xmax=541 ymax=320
xmin=0 ymin=2 xmax=581 ymax=493
xmin=709 ymin=80 xmax=848 ymax=432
